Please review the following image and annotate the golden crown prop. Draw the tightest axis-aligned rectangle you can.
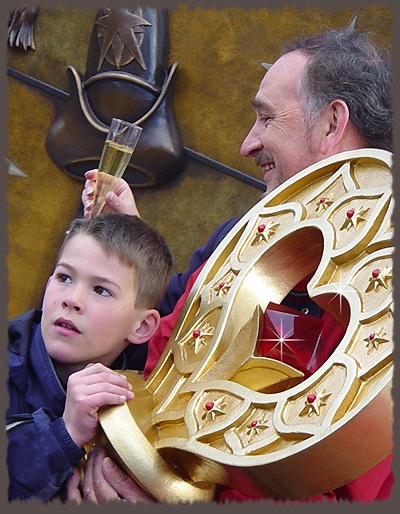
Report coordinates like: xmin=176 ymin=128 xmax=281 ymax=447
xmin=98 ymin=149 xmax=393 ymax=502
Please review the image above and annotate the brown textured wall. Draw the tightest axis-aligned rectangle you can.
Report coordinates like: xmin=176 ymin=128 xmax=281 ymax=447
xmin=7 ymin=5 xmax=393 ymax=319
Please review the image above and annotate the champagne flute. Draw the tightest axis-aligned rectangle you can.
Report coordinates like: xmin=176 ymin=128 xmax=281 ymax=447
xmin=90 ymin=118 xmax=142 ymax=218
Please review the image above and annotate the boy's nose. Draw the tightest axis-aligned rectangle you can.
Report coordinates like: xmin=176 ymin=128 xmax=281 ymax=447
xmin=62 ymin=292 xmax=83 ymax=312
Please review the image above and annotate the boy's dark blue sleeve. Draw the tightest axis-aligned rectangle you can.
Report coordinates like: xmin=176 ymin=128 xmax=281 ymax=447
xmin=7 ymin=408 xmax=85 ymax=502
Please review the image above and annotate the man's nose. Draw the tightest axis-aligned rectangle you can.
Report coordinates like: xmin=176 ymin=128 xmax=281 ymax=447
xmin=240 ymin=123 xmax=263 ymax=157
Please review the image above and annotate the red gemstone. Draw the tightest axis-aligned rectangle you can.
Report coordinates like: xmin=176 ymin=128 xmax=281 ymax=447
xmin=372 ymin=269 xmax=380 ymax=278
xmin=320 ymin=197 xmax=326 ymax=204
xmin=251 ymin=420 xmax=258 ymax=427
xmin=258 ymin=224 xmax=266 ymax=232
xmin=205 ymin=401 xmax=214 ymax=411
xmin=347 ymin=209 xmax=355 ymax=218
xmin=307 ymin=394 xmax=317 ymax=403
xmin=369 ymin=332 xmax=375 ymax=340
xmin=219 ymin=282 xmax=225 ymax=289
xmin=193 ymin=329 xmax=201 ymax=338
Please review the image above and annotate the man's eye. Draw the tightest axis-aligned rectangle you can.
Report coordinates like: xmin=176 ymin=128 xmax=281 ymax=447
xmin=56 ymin=273 xmax=72 ymax=284
xmin=260 ymin=116 xmax=271 ymax=125
xmin=94 ymin=286 xmax=112 ymax=297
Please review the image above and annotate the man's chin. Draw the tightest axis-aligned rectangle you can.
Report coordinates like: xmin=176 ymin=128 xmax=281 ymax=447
xmin=263 ymin=177 xmax=280 ymax=196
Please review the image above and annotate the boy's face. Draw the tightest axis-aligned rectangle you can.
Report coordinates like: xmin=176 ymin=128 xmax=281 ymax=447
xmin=41 ymin=234 xmax=143 ymax=374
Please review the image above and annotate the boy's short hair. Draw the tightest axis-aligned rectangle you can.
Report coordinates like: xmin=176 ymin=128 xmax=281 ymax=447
xmin=59 ymin=214 xmax=173 ymax=309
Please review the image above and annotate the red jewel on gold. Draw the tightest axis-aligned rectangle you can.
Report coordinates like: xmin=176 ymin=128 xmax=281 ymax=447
xmin=340 ymin=205 xmax=370 ymax=231
xmin=316 ymin=195 xmax=334 ymax=214
xmin=364 ymin=327 xmax=390 ymax=354
xmin=365 ymin=265 xmax=392 ymax=293
xmin=190 ymin=324 xmax=214 ymax=353
xmin=300 ymin=389 xmax=332 ymax=417
xmin=246 ymin=416 xmax=269 ymax=439
xmin=201 ymin=396 xmax=226 ymax=421
xmin=210 ymin=278 xmax=233 ymax=301
xmin=252 ymin=220 xmax=280 ymax=244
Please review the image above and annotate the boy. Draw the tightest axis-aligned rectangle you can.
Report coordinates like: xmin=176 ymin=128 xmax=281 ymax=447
xmin=7 ymin=213 xmax=173 ymax=502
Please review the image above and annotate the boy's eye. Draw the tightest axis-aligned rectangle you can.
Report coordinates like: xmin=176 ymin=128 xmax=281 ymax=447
xmin=94 ymin=286 xmax=112 ymax=297
xmin=56 ymin=272 xmax=72 ymax=284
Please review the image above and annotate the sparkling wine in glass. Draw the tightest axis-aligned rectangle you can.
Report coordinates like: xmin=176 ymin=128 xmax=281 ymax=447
xmin=91 ymin=118 xmax=142 ymax=218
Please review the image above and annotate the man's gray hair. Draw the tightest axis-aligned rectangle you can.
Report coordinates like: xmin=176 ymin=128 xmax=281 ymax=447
xmin=282 ymin=26 xmax=392 ymax=152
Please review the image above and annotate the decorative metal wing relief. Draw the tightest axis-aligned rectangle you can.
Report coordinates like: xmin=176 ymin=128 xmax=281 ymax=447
xmin=98 ymin=149 xmax=393 ymax=502
xmin=8 ymin=6 xmax=38 ymax=50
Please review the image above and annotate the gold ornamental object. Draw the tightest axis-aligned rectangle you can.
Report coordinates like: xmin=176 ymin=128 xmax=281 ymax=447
xmin=98 ymin=149 xmax=393 ymax=502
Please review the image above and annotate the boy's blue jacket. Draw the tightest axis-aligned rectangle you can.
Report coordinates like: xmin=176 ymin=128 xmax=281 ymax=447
xmin=7 ymin=308 xmax=147 ymax=502
xmin=7 ymin=309 xmax=84 ymax=502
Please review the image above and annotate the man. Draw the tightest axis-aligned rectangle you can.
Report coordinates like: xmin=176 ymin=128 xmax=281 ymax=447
xmin=71 ymin=25 xmax=393 ymax=503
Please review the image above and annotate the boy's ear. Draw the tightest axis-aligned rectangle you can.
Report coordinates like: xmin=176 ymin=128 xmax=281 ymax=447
xmin=127 ymin=309 xmax=161 ymax=345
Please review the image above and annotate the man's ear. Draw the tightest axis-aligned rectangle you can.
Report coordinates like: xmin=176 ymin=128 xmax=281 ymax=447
xmin=320 ymin=100 xmax=350 ymax=155
xmin=127 ymin=309 xmax=161 ymax=345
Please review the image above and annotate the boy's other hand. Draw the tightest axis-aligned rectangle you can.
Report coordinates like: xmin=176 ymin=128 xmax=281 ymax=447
xmin=63 ymin=363 xmax=134 ymax=448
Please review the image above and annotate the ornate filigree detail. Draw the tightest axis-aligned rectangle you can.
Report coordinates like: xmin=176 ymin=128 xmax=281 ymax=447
xmin=201 ymin=397 xmax=226 ymax=421
xmin=190 ymin=324 xmax=214 ymax=354
xmin=315 ymin=195 xmax=334 ymax=214
xmin=299 ymin=390 xmax=332 ymax=417
xmin=364 ymin=328 xmax=389 ymax=354
xmin=365 ymin=266 xmax=392 ymax=292
xmin=246 ymin=417 xmax=269 ymax=441
xmin=210 ymin=279 xmax=233 ymax=300
xmin=340 ymin=206 xmax=370 ymax=231
xmin=251 ymin=221 xmax=280 ymax=245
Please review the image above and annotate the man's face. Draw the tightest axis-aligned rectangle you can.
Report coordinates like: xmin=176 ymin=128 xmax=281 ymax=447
xmin=41 ymin=234 xmax=143 ymax=374
xmin=241 ymin=50 xmax=324 ymax=193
